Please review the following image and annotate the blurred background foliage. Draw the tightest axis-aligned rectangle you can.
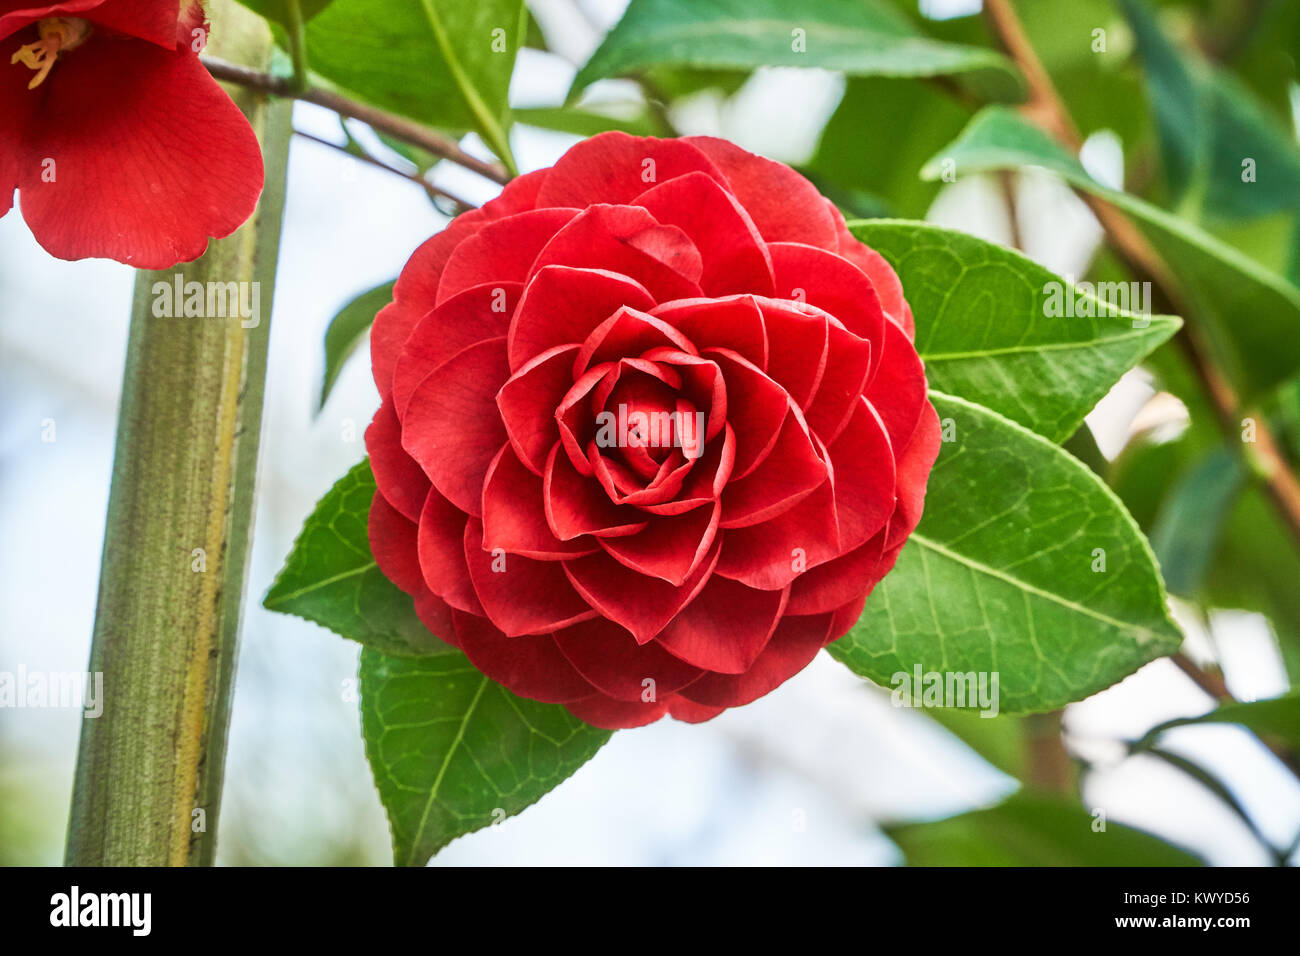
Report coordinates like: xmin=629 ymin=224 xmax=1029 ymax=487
xmin=3 ymin=0 xmax=1299 ymax=865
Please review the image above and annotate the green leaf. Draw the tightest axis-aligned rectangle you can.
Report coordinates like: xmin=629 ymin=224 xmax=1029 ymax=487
xmin=848 ymin=220 xmax=1179 ymax=443
xmin=829 ymin=392 xmax=1182 ymax=713
xmin=643 ymin=66 xmax=750 ymax=100
xmin=920 ymin=708 xmax=1028 ymax=780
xmin=1062 ymin=423 xmax=1106 ymax=477
xmin=1116 ymin=0 xmax=1203 ymax=205
xmin=1118 ymin=0 xmax=1300 ymax=221
xmin=1289 ymin=219 xmax=1300 ymax=288
xmin=569 ymin=0 xmax=1023 ymax=102
xmin=360 ymin=649 xmax=612 ymax=866
xmin=318 ymin=280 xmax=393 ymax=412
xmin=886 ymin=791 xmax=1202 ymax=866
xmin=235 ymin=0 xmax=335 ymax=28
xmin=298 ymin=0 xmax=525 ymax=171
xmin=1138 ymin=692 xmax=1300 ymax=751
xmin=514 ymin=105 xmax=664 ymax=139
xmin=923 ymin=106 xmax=1300 ymax=400
xmin=264 ymin=459 xmax=453 ymax=658
xmin=811 ymin=78 xmax=969 ymax=219
xmin=1148 ymin=448 xmax=1245 ymax=596
xmin=374 ymin=131 xmax=440 ymax=175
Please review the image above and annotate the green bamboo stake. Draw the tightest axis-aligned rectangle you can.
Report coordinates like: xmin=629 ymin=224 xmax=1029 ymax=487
xmin=65 ymin=1 xmax=291 ymax=866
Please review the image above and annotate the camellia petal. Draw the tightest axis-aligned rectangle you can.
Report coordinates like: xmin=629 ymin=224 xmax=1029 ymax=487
xmin=509 ymin=265 xmax=656 ymax=371
xmin=656 ymin=574 xmax=788 ymax=674
xmin=768 ymin=242 xmax=886 ymax=375
xmin=529 ymin=203 xmax=704 ymax=303
xmin=15 ymin=33 xmax=263 ymax=268
xmin=633 ymin=171 xmax=775 ymax=296
xmin=481 ymin=444 xmax=600 ymax=560
xmin=393 ymin=281 xmax=521 ymax=419
xmin=651 ymin=296 xmax=769 ymax=370
xmin=553 ymin=617 xmax=703 ymax=702
xmin=417 ymin=490 xmax=482 ymax=615
xmin=401 ymin=337 xmax=510 ymax=517
xmin=678 ymin=611 xmax=835 ymax=708
xmin=563 ymin=542 xmax=720 ymax=644
xmin=365 ymin=399 xmax=430 ymax=523
xmin=463 ymin=518 xmax=597 ymax=636
xmin=437 ymin=207 xmax=579 ymax=305
xmin=536 ymin=131 xmax=725 ymax=208
xmin=497 ymin=344 xmax=583 ymax=474
xmin=685 ymin=135 xmax=838 ymax=248
xmin=368 ymin=492 xmax=426 ymax=597
xmin=864 ymin=318 xmax=927 ymax=452
xmin=452 ymin=611 xmax=598 ymax=704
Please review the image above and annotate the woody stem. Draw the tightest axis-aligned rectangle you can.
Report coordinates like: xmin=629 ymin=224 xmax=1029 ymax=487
xmin=64 ymin=1 xmax=291 ymax=866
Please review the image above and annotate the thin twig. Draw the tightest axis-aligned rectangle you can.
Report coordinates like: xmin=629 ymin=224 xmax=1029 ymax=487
xmin=292 ymin=129 xmax=477 ymax=213
xmin=1172 ymin=651 xmax=1232 ymax=701
xmin=982 ymin=0 xmax=1300 ymax=557
xmin=202 ymin=55 xmax=510 ymax=185
xmin=996 ymin=170 xmax=1022 ymax=251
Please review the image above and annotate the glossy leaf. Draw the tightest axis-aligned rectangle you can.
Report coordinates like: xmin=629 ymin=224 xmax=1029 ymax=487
xmin=1119 ymin=0 xmax=1300 ymax=221
xmin=1148 ymin=448 xmax=1245 ymax=596
xmin=318 ymin=280 xmax=394 ymax=411
xmin=264 ymin=459 xmax=453 ymax=658
xmin=515 ymin=105 xmax=665 ymax=139
xmin=235 ymin=0 xmax=335 ymax=28
xmin=921 ymin=708 xmax=1029 ymax=780
xmin=360 ymin=649 xmax=612 ymax=866
xmin=887 ymin=791 xmax=1202 ymax=866
xmin=570 ymin=0 xmax=1023 ymax=102
xmin=1137 ymin=692 xmax=1300 ymax=751
xmin=812 ymin=77 xmax=968 ymax=219
xmin=850 ymin=220 xmax=1180 ymax=443
xmin=923 ymin=107 xmax=1300 ymax=400
xmin=299 ymin=0 xmax=524 ymax=169
xmin=830 ymin=392 xmax=1182 ymax=713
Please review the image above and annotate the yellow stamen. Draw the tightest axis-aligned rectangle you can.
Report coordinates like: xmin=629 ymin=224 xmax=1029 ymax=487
xmin=10 ymin=18 xmax=92 ymax=90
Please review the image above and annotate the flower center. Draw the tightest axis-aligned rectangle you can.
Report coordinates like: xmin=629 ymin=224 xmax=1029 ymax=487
xmin=10 ymin=17 xmax=92 ymax=90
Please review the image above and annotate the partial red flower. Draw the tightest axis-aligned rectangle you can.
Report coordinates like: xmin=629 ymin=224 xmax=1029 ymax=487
xmin=366 ymin=132 xmax=940 ymax=729
xmin=1 ymin=0 xmax=264 ymax=267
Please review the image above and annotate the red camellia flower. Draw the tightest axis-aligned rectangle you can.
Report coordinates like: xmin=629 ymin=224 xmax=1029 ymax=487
xmin=366 ymin=132 xmax=940 ymax=729
xmin=1 ymin=0 xmax=264 ymax=267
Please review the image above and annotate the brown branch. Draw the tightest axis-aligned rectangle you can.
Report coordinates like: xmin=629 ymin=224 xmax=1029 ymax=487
xmin=1025 ymin=711 xmax=1075 ymax=793
xmin=202 ymin=55 xmax=510 ymax=185
xmin=982 ymin=0 xmax=1300 ymax=555
xmin=1171 ymin=652 xmax=1300 ymax=779
xmin=982 ymin=0 xmax=1080 ymax=148
xmin=292 ymin=129 xmax=477 ymax=213
xmin=1172 ymin=651 xmax=1232 ymax=702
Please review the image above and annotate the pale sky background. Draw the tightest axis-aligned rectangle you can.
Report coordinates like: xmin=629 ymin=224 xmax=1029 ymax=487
xmin=0 ymin=0 xmax=1296 ymax=865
